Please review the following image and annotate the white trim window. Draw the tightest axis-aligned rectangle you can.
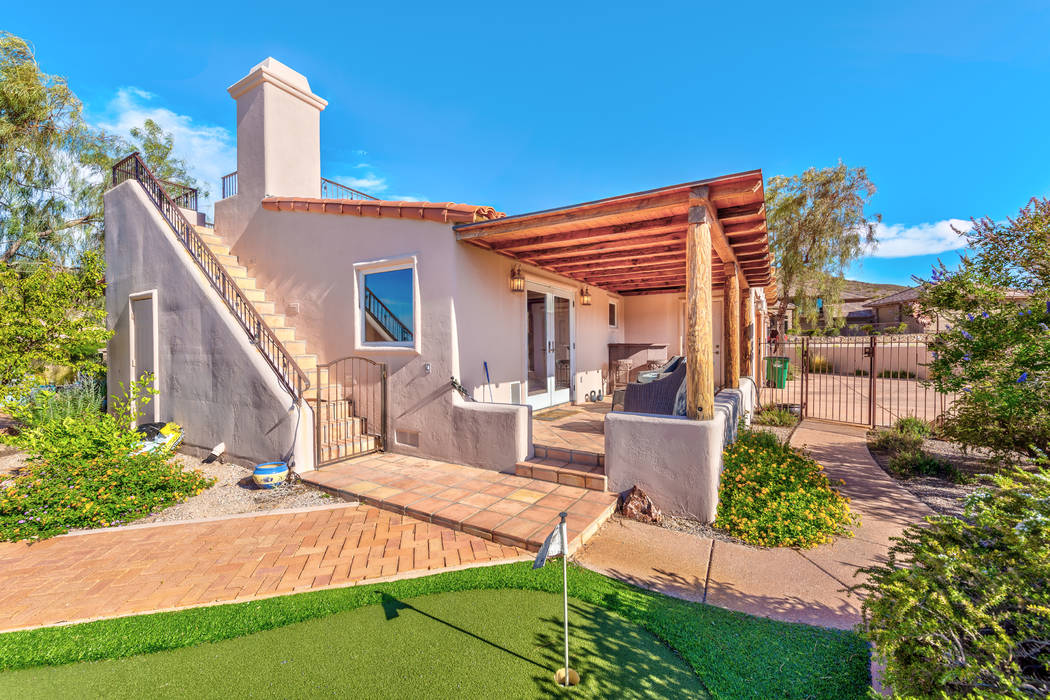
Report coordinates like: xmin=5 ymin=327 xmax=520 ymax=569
xmin=354 ymin=256 xmax=421 ymax=353
xmin=608 ymin=300 xmax=619 ymax=328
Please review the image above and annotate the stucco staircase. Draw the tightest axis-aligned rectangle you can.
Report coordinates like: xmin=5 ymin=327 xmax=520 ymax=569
xmin=514 ymin=445 xmax=607 ymax=492
xmin=192 ymin=224 xmax=379 ymax=461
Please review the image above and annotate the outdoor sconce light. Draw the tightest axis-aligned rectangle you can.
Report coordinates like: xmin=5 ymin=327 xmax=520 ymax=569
xmin=579 ymin=287 xmax=592 ymax=306
xmin=510 ymin=265 xmax=525 ymax=293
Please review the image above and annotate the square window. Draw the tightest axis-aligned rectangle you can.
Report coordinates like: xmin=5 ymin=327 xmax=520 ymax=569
xmin=608 ymin=301 xmax=619 ymax=328
xmin=362 ymin=266 xmax=414 ymax=346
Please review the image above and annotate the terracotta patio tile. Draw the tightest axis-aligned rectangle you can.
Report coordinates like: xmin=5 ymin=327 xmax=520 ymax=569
xmin=507 ymin=488 xmax=546 ymax=503
xmin=487 ymin=498 xmax=530 ymax=517
xmin=460 ymin=492 xmax=501 ymax=509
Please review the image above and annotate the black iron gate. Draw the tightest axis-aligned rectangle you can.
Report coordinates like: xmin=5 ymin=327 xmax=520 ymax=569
xmin=759 ymin=335 xmax=956 ymax=428
xmin=314 ymin=356 xmax=387 ymax=466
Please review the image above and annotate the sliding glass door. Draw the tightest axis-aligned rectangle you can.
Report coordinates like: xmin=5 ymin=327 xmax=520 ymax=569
xmin=525 ymin=284 xmax=574 ymax=409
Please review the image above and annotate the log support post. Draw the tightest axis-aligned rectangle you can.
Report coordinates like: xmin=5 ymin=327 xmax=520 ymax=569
xmin=686 ymin=187 xmax=714 ymax=420
xmin=724 ymin=264 xmax=740 ymax=389
xmin=742 ymin=287 xmax=754 ymax=378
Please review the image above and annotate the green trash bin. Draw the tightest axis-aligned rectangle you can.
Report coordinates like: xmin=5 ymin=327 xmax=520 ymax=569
xmin=766 ymin=356 xmax=789 ymax=389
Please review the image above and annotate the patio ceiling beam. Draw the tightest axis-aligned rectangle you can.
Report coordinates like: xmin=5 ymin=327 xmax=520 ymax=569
xmin=524 ymin=232 xmax=686 ymax=262
xmin=538 ymin=242 xmax=686 ymax=268
xmin=717 ymin=202 xmax=764 ymax=224
xmin=724 ymin=263 xmax=741 ymax=389
xmin=491 ymin=215 xmax=688 ymax=253
xmin=589 ymin=269 xmax=689 ymax=285
xmin=708 ymin=179 xmax=763 ymax=208
xmin=456 ymin=190 xmax=688 ymax=243
xmin=553 ymin=251 xmax=687 ymax=274
xmin=686 ymin=186 xmax=715 ymax=421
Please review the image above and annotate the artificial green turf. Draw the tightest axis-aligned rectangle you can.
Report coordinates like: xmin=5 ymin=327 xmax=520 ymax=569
xmin=0 ymin=590 xmax=707 ymax=699
xmin=0 ymin=563 xmax=871 ymax=698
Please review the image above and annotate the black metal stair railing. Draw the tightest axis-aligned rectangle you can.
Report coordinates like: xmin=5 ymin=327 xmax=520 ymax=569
xmin=364 ymin=287 xmax=413 ymax=342
xmin=111 ymin=153 xmax=310 ymax=401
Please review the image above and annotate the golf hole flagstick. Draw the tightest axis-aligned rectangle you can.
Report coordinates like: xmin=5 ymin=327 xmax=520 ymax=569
xmin=533 ymin=512 xmax=579 ymax=687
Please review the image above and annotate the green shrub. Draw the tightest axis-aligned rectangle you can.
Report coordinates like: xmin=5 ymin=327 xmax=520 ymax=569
xmin=0 ymin=412 xmax=213 ymax=541
xmin=716 ymin=430 xmax=858 ymax=548
xmin=858 ymin=467 xmax=1050 ymax=698
xmin=889 ymin=449 xmax=961 ymax=482
xmin=861 ymin=324 xmax=874 ymax=335
xmin=25 ymin=377 xmax=105 ymax=425
xmin=854 ymin=369 xmax=869 ymax=376
xmin=752 ymin=406 xmax=798 ymax=427
xmin=809 ymin=354 xmax=834 ymax=373
xmin=877 ymin=369 xmax=916 ymax=379
xmin=870 ymin=427 xmax=924 ymax=454
xmin=894 ymin=416 xmax=931 ymax=438
xmin=824 ymin=326 xmax=841 ymax=337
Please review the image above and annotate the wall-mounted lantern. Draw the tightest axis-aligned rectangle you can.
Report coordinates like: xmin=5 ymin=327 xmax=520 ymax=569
xmin=579 ymin=287 xmax=592 ymax=306
xmin=510 ymin=265 xmax=525 ymax=293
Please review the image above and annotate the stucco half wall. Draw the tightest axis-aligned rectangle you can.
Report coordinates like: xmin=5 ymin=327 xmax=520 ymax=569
xmin=104 ymin=181 xmax=314 ymax=470
xmin=604 ymin=377 xmax=756 ymax=523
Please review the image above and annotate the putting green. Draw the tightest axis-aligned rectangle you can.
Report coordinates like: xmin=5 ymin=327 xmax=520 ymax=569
xmin=0 ymin=589 xmax=707 ymax=698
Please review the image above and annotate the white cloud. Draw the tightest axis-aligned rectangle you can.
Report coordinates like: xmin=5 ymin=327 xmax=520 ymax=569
xmin=335 ymin=172 xmax=388 ymax=193
xmin=94 ymin=87 xmax=235 ymax=214
xmin=867 ymin=219 xmax=973 ymax=258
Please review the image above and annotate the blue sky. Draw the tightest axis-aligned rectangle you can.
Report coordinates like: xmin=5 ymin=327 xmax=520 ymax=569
xmin=8 ymin=1 xmax=1050 ymax=285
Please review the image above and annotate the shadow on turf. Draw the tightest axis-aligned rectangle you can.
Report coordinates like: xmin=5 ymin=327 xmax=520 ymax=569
xmin=380 ymin=593 xmax=546 ymax=670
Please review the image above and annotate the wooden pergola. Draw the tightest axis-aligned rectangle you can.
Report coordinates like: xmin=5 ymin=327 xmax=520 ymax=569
xmin=455 ymin=170 xmax=774 ymax=421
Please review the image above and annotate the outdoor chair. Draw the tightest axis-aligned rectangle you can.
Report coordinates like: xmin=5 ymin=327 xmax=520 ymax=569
xmin=635 ymin=355 xmax=684 ymax=384
xmin=622 ymin=363 xmax=687 ymax=416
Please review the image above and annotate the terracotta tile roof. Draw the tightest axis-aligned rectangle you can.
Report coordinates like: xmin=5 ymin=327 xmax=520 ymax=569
xmin=261 ymin=197 xmax=504 ymax=224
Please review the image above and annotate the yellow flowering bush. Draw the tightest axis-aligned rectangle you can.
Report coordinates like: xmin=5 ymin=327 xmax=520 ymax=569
xmin=716 ymin=430 xmax=858 ymax=548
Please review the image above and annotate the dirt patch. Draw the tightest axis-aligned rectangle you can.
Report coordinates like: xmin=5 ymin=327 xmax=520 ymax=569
xmin=866 ymin=435 xmax=994 ymax=518
xmin=657 ymin=514 xmax=763 ymax=549
xmin=752 ymin=424 xmax=794 ymax=445
xmin=135 ymin=453 xmax=344 ymax=525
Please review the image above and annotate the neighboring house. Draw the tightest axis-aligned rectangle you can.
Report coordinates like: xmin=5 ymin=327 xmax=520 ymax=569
xmin=864 ymin=286 xmax=1031 ymax=334
xmin=104 ymin=58 xmax=774 ymax=522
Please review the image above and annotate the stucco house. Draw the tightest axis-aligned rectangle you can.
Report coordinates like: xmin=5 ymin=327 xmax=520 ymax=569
xmin=104 ymin=58 xmax=774 ymax=523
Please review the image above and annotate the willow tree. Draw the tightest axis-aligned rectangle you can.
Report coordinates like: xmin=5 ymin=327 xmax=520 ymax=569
xmin=766 ymin=163 xmax=879 ymax=327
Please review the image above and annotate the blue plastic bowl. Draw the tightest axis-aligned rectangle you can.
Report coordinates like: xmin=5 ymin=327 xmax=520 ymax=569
xmin=252 ymin=461 xmax=288 ymax=489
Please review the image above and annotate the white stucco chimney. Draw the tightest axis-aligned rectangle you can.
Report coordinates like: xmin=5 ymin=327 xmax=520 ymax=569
xmin=227 ymin=58 xmax=327 ymax=200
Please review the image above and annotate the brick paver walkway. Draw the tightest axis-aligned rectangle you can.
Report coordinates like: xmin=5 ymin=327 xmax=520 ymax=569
xmin=0 ymin=503 xmax=525 ymax=632
xmin=302 ymin=453 xmax=616 ymax=553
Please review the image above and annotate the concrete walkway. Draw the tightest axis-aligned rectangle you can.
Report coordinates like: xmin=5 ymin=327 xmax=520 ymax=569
xmin=576 ymin=420 xmax=934 ymax=629
xmin=0 ymin=503 xmax=525 ymax=633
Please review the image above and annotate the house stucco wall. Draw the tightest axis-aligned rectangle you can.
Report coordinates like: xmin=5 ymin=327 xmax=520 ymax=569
xmin=104 ymin=181 xmax=314 ymax=470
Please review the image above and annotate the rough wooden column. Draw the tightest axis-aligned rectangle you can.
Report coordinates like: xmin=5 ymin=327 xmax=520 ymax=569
xmin=686 ymin=187 xmax=714 ymax=420
xmin=742 ymin=287 xmax=754 ymax=377
xmin=724 ymin=264 xmax=740 ymax=388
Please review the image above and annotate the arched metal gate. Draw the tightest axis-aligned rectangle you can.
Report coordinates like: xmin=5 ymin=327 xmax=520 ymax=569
xmin=314 ymin=356 xmax=387 ymax=466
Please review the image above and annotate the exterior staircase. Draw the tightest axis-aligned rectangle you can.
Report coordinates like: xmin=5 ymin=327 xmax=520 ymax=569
xmin=514 ymin=444 xmax=607 ymax=492
xmin=191 ymin=224 xmax=381 ymax=463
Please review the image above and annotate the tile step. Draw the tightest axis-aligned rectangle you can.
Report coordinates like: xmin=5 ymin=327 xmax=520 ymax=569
xmin=532 ymin=444 xmax=605 ymax=469
xmin=515 ymin=460 xmax=606 ymax=492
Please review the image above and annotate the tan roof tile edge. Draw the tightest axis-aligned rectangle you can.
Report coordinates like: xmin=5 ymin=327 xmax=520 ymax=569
xmin=261 ymin=197 xmax=505 ymax=223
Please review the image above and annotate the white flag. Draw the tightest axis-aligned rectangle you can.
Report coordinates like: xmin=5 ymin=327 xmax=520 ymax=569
xmin=532 ymin=523 xmax=566 ymax=569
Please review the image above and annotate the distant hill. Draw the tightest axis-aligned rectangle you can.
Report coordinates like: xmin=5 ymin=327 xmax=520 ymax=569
xmin=780 ymin=278 xmax=909 ymax=304
xmin=841 ymin=279 xmax=909 ymax=302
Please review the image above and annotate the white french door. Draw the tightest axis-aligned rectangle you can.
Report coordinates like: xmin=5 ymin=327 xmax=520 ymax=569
xmin=525 ymin=283 xmax=574 ymax=409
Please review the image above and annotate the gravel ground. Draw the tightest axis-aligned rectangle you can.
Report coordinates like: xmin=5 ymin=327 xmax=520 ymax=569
xmin=866 ymin=434 xmax=993 ymax=518
xmin=136 ymin=453 xmax=341 ymax=525
xmin=658 ymin=513 xmax=761 ymax=548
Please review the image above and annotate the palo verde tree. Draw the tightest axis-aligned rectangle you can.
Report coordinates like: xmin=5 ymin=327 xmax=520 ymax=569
xmin=918 ymin=197 xmax=1050 ymax=463
xmin=765 ymin=163 xmax=879 ymax=328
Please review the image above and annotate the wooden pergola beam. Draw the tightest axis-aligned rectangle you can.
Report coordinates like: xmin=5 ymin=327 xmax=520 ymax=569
xmin=724 ymin=263 xmax=741 ymax=389
xmin=552 ymin=250 xmax=686 ymax=273
xmin=525 ymin=232 xmax=686 ymax=262
xmin=742 ymin=287 xmax=754 ymax=378
xmin=492 ymin=216 xmax=688 ymax=253
xmin=686 ymin=187 xmax=715 ymax=420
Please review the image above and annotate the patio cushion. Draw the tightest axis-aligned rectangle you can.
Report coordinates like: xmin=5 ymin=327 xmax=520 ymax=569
xmin=623 ymin=363 xmax=687 ymax=415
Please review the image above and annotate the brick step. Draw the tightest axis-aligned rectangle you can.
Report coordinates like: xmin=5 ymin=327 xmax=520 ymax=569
xmin=515 ymin=459 xmax=606 ymax=492
xmin=532 ymin=444 xmax=605 ymax=469
xmin=318 ymin=416 xmax=367 ymax=443
xmin=307 ymin=397 xmax=355 ymax=421
xmin=319 ymin=435 xmax=379 ymax=462
xmin=301 ymin=456 xmax=617 ymax=553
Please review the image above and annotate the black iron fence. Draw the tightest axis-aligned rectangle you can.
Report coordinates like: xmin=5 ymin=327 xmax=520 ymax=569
xmin=759 ymin=335 xmax=956 ymax=428
xmin=111 ymin=153 xmax=310 ymax=401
